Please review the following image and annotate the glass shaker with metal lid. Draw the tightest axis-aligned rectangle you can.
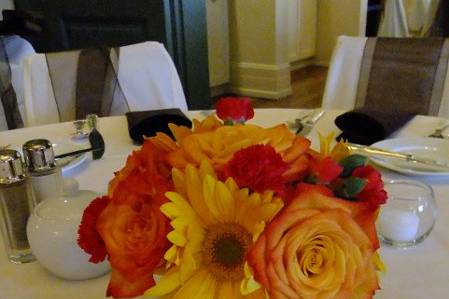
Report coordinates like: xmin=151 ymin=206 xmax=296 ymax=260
xmin=23 ymin=139 xmax=62 ymax=204
xmin=0 ymin=149 xmax=36 ymax=263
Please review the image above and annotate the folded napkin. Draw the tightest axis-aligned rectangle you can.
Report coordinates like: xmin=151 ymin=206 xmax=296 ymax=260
xmin=336 ymin=37 xmax=449 ymax=145
xmin=335 ymin=109 xmax=415 ymax=145
xmin=126 ymin=109 xmax=192 ymax=144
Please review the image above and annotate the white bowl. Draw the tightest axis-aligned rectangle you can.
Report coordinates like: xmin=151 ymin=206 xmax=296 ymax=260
xmin=27 ymin=190 xmax=110 ymax=280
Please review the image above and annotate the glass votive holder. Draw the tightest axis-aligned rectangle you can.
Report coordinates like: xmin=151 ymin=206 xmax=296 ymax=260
xmin=376 ymin=180 xmax=437 ymax=248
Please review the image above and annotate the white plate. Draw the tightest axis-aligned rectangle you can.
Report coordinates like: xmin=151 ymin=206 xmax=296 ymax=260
xmin=371 ymin=137 xmax=449 ymax=176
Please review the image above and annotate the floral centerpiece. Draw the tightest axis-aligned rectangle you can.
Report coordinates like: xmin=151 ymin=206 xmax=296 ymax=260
xmin=78 ymin=97 xmax=387 ymax=299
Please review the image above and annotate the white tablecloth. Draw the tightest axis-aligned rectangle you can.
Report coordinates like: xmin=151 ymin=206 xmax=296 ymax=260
xmin=0 ymin=109 xmax=449 ymax=299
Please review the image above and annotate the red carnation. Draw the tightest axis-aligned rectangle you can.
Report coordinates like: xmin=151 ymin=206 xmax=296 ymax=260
xmin=310 ymin=157 xmax=343 ymax=184
xmin=78 ymin=196 xmax=109 ymax=263
xmin=224 ymin=144 xmax=288 ymax=194
xmin=352 ymin=165 xmax=387 ymax=206
xmin=215 ymin=97 xmax=254 ymax=124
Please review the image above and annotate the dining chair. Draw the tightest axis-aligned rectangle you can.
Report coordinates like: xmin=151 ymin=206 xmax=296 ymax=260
xmin=22 ymin=41 xmax=187 ymax=127
xmin=0 ymin=35 xmax=35 ymax=131
xmin=378 ymin=0 xmax=439 ymax=37
xmin=378 ymin=0 xmax=409 ymax=37
xmin=322 ymin=35 xmax=449 ymax=118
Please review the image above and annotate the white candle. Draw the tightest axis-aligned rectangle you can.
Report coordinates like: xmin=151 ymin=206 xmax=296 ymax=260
xmin=377 ymin=209 xmax=420 ymax=243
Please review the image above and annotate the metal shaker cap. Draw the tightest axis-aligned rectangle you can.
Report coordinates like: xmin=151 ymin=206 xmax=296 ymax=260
xmin=0 ymin=149 xmax=26 ymax=184
xmin=22 ymin=139 xmax=56 ymax=174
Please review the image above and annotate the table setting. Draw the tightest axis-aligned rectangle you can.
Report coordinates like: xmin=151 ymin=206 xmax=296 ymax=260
xmin=1 ymin=97 xmax=449 ymax=299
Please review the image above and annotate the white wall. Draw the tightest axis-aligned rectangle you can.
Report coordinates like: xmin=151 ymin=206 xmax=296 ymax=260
xmin=228 ymin=0 xmax=291 ymax=99
xmin=206 ymin=0 xmax=230 ymax=87
xmin=316 ymin=0 xmax=368 ymax=65
xmin=298 ymin=0 xmax=317 ymax=60
xmin=287 ymin=0 xmax=300 ymax=62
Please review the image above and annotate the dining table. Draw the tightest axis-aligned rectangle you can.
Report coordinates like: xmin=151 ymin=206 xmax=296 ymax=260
xmin=0 ymin=108 xmax=449 ymax=299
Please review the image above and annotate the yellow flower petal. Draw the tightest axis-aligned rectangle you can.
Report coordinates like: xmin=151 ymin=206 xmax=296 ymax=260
xmin=330 ymin=139 xmax=351 ymax=162
xmin=167 ymin=231 xmax=187 ymax=247
xmin=172 ymin=270 xmax=217 ymax=299
xmin=172 ymin=168 xmax=187 ymax=198
xmin=185 ymin=165 xmax=215 ymax=225
xmin=200 ymin=160 xmax=217 ymax=179
xmin=319 ymin=132 xmax=335 ymax=157
xmin=241 ymin=263 xmax=261 ymax=295
xmin=217 ymin=281 xmax=235 ymax=299
xmin=374 ymin=251 xmax=387 ymax=273
xmin=146 ymin=267 xmax=182 ymax=296
xmin=164 ymin=245 xmax=179 ymax=266
xmin=215 ymin=180 xmax=235 ymax=221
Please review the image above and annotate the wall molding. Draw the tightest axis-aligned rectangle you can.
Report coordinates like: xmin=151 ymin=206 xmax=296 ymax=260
xmin=228 ymin=86 xmax=292 ymax=100
xmin=229 ymin=62 xmax=292 ymax=99
xmin=290 ymin=57 xmax=316 ymax=71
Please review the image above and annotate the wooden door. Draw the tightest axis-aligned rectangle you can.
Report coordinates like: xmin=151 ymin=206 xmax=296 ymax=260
xmin=14 ymin=0 xmax=211 ymax=109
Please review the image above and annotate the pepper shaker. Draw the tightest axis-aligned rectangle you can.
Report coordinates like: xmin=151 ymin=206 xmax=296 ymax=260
xmin=23 ymin=139 xmax=62 ymax=204
xmin=0 ymin=149 xmax=36 ymax=263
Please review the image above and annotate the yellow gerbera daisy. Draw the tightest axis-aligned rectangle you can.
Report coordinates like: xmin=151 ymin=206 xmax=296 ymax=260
xmin=146 ymin=161 xmax=283 ymax=299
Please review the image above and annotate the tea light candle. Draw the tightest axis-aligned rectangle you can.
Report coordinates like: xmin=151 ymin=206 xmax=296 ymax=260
xmin=377 ymin=209 xmax=420 ymax=243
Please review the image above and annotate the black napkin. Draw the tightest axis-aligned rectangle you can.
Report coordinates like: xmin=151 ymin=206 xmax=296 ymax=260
xmin=126 ymin=109 xmax=192 ymax=144
xmin=335 ymin=108 xmax=415 ymax=145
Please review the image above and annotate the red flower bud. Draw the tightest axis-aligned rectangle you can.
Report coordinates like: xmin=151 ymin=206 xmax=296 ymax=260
xmin=215 ymin=97 xmax=254 ymax=123
xmin=352 ymin=165 xmax=387 ymax=206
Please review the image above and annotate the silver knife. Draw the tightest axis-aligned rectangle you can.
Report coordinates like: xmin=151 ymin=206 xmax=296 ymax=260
xmin=296 ymin=110 xmax=325 ymax=136
xmin=348 ymin=143 xmax=449 ymax=170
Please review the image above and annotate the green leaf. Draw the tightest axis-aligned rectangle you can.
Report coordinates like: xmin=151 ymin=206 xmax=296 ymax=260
xmin=304 ymin=175 xmax=318 ymax=184
xmin=223 ymin=119 xmax=235 ymax=126
xmin=339 ymin=154 xmax=368 ymax=177
xmin=345 ymin=177 xmax=367 ymax=197
xmin=335 ymin=177 xmax=367 ymax=199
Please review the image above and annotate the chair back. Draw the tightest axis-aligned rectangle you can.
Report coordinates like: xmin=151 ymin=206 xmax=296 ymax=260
xmin=0 ymin=35 xmax=35 ymax=131
xmin=322 ymin=36 xmax=449 ymax=118
xmin=23 ymin=41 xmax=187 ymax=127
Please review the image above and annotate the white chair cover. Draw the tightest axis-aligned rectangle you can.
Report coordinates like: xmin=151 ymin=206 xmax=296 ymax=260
xmin=422 ymin=0 xmax=441 ymax=36
xmin=379 ymin=0 xmax=440 ymax=37
xmin=378 ymin=0 xmax=410 ymax=37
xmin=23 ymin=41 xmax=187 ymax=127
xmin=321 ymin=36 xmax=449 ymax=118
xmin=0 ymin=35 xmax=35 ymax=131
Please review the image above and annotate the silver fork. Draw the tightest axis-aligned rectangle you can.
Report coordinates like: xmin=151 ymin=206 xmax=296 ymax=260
xmin=428 ymin=123 xmax=449 ymax=138
xmin=296 ymin=110 xmax=325 ymax=135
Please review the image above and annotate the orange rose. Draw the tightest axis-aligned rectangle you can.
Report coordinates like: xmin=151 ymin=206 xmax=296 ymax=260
xmin=108 ymin=140 xmax=171 ymax=196
xmin=248 ymin=189 xmax=380 ymax=299
xmin=98 ymin=167 xmax=172 ymax=298
xmin=150 ymin=118 xmax=311 ymax=179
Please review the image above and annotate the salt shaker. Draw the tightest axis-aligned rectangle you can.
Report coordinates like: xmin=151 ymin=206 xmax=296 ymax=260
xmin=0 ymin=149 xmax=36 ymax=263
xmin=23 ymin=139 xmax=62 ymax=204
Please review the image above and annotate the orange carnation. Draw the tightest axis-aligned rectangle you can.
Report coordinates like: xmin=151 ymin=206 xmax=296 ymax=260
xmin=248 ymin=189 xmax=380 ymax=299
